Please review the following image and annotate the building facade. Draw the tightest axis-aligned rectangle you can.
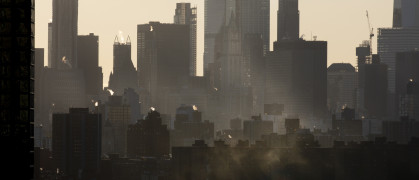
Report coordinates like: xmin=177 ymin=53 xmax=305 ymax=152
xmin=174 ymin=3 xmax=197 ymax=76
xmin=52 ymin=108 xmax=101 ymax=179
xmin=0 ymin=0 xmax=35 ymax=178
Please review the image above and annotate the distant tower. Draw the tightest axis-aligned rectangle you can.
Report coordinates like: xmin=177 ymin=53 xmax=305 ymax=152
xmin=393 ymin=0 xmax=419 ymax=28
xmin=78 ymin=33 xmax=103 ymax=96
xmin=204 ymin=0 xmax=227 ymax=72
xmin=52 ymin=0 xmax=79 ymax=69
xmin=108 ymin=36 xmax=138 ymax=95
xmin=174 ymin=3 xmax=197 ymax=76
xmin=277 ymin=0 xmax=299 ymax=41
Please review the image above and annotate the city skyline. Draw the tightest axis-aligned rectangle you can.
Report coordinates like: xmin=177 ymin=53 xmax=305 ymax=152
xmin=35 ymin=0 xmax=393 ymax=86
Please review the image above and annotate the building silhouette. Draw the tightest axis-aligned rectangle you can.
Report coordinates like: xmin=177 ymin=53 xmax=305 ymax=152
xmin=396 ymin=50 xmax=419 ymax=119
xmin=327 ymin=63 xmax=357 ymax=114
xmin=137 ymin=22 xmax=190 ymax=113
xmin=102 ymin=96 xmax=131 ymax=157
xmin=277 ymin=0 xmax=299 ymax=40
xmin=174 ymin=3 xmax=197 ymax=76
xmin=171 ymin=105 xmax=215 ymax=147
xmin=364 ymin=55 xmax=388 ymax=118
xmin=0 ymin=1 xmax=35 ymax=178
xmin=52 ymin=108 xmax=101 ymax=179
xmin=108 ymin=37 xmax=138 ymax=96
xmin=265 ymin=40 xmax=327 ymax=123
xmin=238 ymin=0 xmax=270 ymax=54
xmin=51 ymin=0 xmax=78 ymax=69
xmin=243 ymin=115 xmax=273 ymax=143
xmin=77 ymin=33 xmax=103 ymax=97
xmin=127 ymin=110 xmax=170 ymax=158
xmin=204 ymin=0 xmax=227 ymax=72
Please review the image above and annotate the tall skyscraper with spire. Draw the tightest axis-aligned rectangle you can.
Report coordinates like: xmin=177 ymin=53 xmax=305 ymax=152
xmin=51 ymin=0 xmax=78 ymax=69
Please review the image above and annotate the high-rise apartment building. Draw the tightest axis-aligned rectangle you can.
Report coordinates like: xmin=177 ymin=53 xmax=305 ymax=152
xmin=277 ymin=0 xmax=299 ymax=41
xmin=52 ymin=108 xmax=101 ymax=179
xmin=51 ymin=0 xmax=78 ymax=69
xmin=174 ymin=3 xmax=197 ymax=76
xmin=0 ymin=1 xmax=35 ymax=178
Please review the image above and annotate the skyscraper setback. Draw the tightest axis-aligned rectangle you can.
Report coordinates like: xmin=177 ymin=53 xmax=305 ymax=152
xmin=51 ymin=0 xmax=78 ymax=69
xmin=277 ymin=0 xmax=299 ymax=41
xmin=174 ymin=3 xmax=197 ymax=76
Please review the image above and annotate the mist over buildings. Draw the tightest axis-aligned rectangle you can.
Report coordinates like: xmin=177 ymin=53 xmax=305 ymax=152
xmin=2 ymin=0 xmax=419 ymax=179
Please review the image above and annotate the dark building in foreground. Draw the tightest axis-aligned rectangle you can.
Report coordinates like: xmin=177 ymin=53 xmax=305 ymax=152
xmin=0 ymin=1 xmax=35 ymax=178
xmin=127 ymin=110 xmax=170 ymax=158
xmin=100 ymin=154 xmax=171 ymax=180
xmin=52 ymin=108 xmax=102 ymax=179
xmin=172 ymin=139 xmax=419 ymax=180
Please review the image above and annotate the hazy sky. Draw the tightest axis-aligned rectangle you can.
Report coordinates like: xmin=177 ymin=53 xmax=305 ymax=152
xmin=35 ymin=0 xmax=393 ymax=87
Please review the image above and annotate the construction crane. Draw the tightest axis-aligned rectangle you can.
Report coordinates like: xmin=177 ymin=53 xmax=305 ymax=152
xmin=366 ymin=10 xmax=374 ymax=62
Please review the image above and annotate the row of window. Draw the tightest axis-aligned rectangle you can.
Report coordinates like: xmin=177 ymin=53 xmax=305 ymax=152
xmin=0 ymin=37 xmax=33 ymax=49
xmin=0 ymin=94 xmax=34 ymax=108
xmin=0 ymin=50 xmax=34 ymax=65
xmin=0 ymin=22 xmax=34 ymax=35
xmin=0 ymin=65 xmax=34 ymax=79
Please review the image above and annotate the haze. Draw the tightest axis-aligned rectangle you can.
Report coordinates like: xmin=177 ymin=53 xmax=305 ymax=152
xmin=35 ymin=0 xmax=393 ymax=86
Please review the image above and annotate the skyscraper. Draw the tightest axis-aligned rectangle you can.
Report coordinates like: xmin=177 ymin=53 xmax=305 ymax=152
xmin=137 ymin=22 xmax=190 ymax=112
xmin=174 ymin=3 xmax=197 ymax=76
xmin=377 ymin=28 xmax=419 ymax=94
xmin=51 ymin=0 xmax=78 ymax=69
xmin=393 ymin=0 xmax=419 ymax=28
xmin=265 ymin=40 xmax=327 ymax=124
xmin=0 ymin=1 xmax=35 ymax=178
xmin=396 ymin=50 xmax=419 ymax=119
xmin=238 ymin=0 xmax=270 ymax=54
xmin=277 ymin=0 xmax=299 ymax=41
xmin=77 ymin=33 xmax=103 ymax=96
xmin=108 ymin=36 xmax=138 ymax=95
xmin=364 ymin=55 xmax=388 ymax=118
xmin=204 ymin=0 xmax=227 ymax=72
xmin=52 ymin=108 xmax=101 ymax=179
xmin=327 ymin=63 xmax=358 ymax=114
